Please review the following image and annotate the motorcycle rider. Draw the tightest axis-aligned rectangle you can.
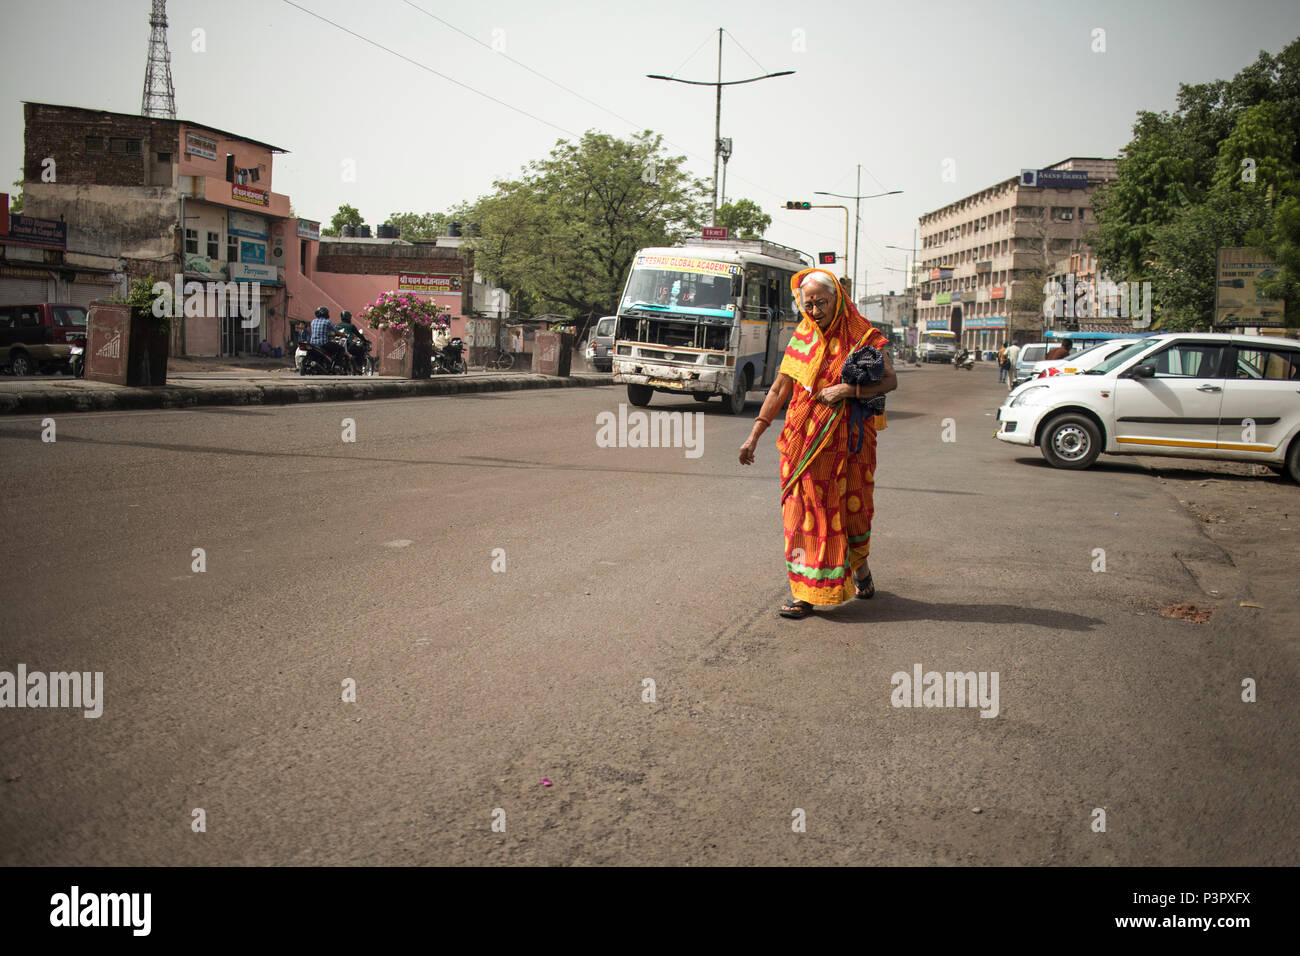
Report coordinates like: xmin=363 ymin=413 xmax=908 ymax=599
xmin=337 ymin=309 xmax=367 ymax=373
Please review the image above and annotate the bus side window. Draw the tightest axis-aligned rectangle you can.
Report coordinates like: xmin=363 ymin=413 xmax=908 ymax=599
xmin=780 ymin=272 xmax=794 ymax=318
xmin=744 ymin=270 xmax=763 ymax=317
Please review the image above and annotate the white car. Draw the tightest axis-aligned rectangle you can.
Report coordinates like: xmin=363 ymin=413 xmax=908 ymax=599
xmin=1030 ymin=339 xmax=1140 ymax=379
xmin=996 ymin=332 xmax=1300 ymax=481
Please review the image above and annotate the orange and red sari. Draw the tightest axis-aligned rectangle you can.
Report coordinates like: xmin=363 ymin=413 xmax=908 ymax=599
xmin=777 ymin=268 xmax=889 ymax=606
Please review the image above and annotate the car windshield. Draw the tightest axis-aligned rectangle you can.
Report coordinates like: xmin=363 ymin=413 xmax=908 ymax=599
xmin=596 ymin=318 xmax=615 ymax=336
xmin=1083 ymin=340 xmax=1156 ymax=374
xmin=52 ymin=307 xmax=87 ymax=328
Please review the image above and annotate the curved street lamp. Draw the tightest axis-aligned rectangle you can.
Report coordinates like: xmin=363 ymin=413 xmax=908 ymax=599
xmin=649 ymin=29 xmax=795 ymax=225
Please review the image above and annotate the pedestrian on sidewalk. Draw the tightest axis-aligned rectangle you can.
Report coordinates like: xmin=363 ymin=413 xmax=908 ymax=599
xmin=738 ymin=268 xmax=898 ymax=620
xmin=1004 ymin=341 xmax=1020 ymax=390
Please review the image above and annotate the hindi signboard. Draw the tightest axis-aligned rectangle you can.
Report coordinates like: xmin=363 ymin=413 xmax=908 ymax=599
xmin=397 ymin=272 xmax=462 ymax=295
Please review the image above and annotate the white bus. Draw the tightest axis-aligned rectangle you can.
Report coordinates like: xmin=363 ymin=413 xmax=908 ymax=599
xmin=920 ymin=329 xmax=957 ymax=363
xmin=612 ymin=238 xmax=812 ymax=413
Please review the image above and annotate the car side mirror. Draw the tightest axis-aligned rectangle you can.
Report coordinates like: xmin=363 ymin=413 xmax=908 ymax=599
xmin=1128 ymin=362 xmax=1155 ymax=379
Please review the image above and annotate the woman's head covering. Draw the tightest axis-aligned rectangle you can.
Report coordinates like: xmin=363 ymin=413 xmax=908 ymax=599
xmin=780 ymin=267 xmax=866 ymax=393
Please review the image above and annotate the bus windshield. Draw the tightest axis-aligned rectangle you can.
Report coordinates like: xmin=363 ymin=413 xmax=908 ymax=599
xmin=621 ymin=254 xmax=740 ymax=318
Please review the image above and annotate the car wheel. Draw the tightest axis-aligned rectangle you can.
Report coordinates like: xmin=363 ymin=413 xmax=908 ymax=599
xmin=627 ymin=383 xmax=653 ymax=407
xmin=9 ymin=352 xmax=33 ymax=377
xmin=1039 ymin=413 xmax=1102 ymax=470
xmin=1285 ymin=437 xmax=1300 ymax=484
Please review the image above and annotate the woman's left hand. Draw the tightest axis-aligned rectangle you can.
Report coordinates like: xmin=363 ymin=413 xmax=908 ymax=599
xmin=816 ymin=383 xmax=853 ymax=405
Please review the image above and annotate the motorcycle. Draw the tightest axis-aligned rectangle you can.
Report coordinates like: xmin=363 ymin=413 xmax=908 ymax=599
xmin=298 ymin=334 xmax=359 ymax=376
xmin=432 ymin=336 xmax=468 ymax=375
xmin=69 ymin=336 xmax=86 ymax=378
xmin=952 ymin=349 xmax=975 ymax=371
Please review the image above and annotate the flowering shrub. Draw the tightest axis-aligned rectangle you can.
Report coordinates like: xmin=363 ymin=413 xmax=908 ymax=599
xmin=359 ymin=291 xmax=449 ymax=333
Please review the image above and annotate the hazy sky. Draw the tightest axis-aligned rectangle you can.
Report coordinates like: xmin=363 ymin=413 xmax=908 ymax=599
xmin=3 ymin=0 xmax=1298 ymax=294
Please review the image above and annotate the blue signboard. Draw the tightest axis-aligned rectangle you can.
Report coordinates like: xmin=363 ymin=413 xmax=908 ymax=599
xmin=1021 ymin=168 xmax=1088 ymax=189
xmin=240 ymin=240 xmax=266 ymax=264
xmin=7 ymin=214 xmax=67 ymax=249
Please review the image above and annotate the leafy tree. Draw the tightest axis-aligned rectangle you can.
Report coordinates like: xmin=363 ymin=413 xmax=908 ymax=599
xmin=8 ymin=175 xmax=22 ymax=214
xmin=463 ymin=130 xmax=705 ymax=329
xmin=386 ymin=211 xmax=455 ymax=241
xmin=321 ymin=204 xmax=365 ymax=237
xmin=1090 ymin=36 xmax=1300 ymax=327
xmin=716 ymin=198 xmax=771 ymax=238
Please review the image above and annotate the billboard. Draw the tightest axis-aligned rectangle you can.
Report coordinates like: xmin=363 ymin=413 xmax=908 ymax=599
xmin=7 ymin=214 xmax=67 ymax=249
xmin=1214 ymin=247 xmax=1286 ymax=327
xmin=397 ymin=272 xmax=462 ymax=295
xmin=228 ymin=210 xmax=268 ymax=238
xmin=1020 ymin=168 xmax=1088 ymax=189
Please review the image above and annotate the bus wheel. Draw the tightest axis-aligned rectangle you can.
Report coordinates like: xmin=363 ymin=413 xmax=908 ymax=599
xmin=627 ymin=384 xmax=653 ymax=407
xmin=723 ymin=374 xmax=749 ymax=415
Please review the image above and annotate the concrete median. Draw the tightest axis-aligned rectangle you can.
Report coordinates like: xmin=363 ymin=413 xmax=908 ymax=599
xmin=0 ymin=370 xmax=615 ymax=415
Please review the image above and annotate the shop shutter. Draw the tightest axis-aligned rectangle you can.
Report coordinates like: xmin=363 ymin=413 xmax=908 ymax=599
xmin=0 ymin=276 xmax=51 ymax=304
xmin=67 ymin=281 xmax=118 ymax=309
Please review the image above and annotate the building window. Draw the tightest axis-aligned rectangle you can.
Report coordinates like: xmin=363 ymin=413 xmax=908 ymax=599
xmin=157 ymin=152 xmax=172 ymax=163
xmin=85 ymin=135 xmax=104 ymax=151
xmin=207 ymin=231 xmax=220 ymax=259
xmin=300 ymin=238 xmax=309 ymax=276
xmin=185 ymin=229 xmax=199 ymax=255
xmin=110 ymin=137 xmax=142 ymax=154
xmin=227 ymin=234 xmax=239 ymax=263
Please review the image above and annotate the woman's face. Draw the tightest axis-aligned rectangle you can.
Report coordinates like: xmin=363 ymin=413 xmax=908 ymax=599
xmin=801 ymin=281 xmax=838 ymax=329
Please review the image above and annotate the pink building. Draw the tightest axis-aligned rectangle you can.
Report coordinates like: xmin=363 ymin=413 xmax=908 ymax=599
xmin=281 ymin=229 xmax=474 ymax=352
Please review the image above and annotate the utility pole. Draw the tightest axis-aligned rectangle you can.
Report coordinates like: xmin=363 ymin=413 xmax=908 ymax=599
xmin=648 ymin=31 xmax=794 ymax=226
xmin=815 ymin=184 xmax=901 ymax=296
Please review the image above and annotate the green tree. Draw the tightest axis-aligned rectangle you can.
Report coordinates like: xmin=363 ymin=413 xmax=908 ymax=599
xmin=321 ymin=204 xmax=365 ymax=237
xmin=8 ymin=175 xmax=22 ymax=214
xmin=715 ymin=198 xmax=771 ymax=238
xmin=386 ymin=210 xmax=455 ymax=240
xmin=463 ymin=130 xmax=705 ymax=326
xmin=1090 ymin=36 xmax=1300 ymax=327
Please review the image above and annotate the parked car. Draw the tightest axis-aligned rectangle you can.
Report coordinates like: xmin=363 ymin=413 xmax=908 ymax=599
xmin=1031 ymin=339 xmax=1136 ymax=379
xmin=589 ymin=315 xmax=615 ymax=372
xmin=1012 ymin=342 xmax=1048 ymax=387
xmin=995 ymin=333 xmax=1300 ymax=481
xmin=0 ymin=303 xmax=86 ymax=375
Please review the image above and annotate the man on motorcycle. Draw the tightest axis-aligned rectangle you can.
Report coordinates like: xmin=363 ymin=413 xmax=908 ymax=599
xmin=337 ymin=310 xmax=367 ymax=373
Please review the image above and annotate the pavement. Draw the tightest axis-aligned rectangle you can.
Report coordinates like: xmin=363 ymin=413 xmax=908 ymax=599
xmin=0 ymin=357 xmax=614 ymax=415
xmin=0 ymin=361 xmax=1295 ymax=865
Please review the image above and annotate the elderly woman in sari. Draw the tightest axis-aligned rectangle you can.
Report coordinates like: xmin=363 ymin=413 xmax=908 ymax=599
xmin=738 ymin=268 xmax=897 ymax=618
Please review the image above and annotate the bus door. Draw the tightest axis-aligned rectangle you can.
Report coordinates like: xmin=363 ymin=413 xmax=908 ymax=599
xmin=761 ymin=271 xmax=784 ymax=387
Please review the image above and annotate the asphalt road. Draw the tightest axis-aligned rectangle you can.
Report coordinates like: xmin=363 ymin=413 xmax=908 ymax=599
xmin=1 ymin=362 xmax=1295 ymax=865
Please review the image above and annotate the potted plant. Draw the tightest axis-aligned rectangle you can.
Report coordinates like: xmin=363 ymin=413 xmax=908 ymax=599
xmin=359 ymin=292 xmax=446 ymax=378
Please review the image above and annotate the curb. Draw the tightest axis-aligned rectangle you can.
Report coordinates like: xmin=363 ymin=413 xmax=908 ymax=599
xmin=0 ymin=373 xmax=616 ymax=415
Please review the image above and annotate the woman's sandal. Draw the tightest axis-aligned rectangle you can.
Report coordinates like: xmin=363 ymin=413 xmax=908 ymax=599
xmin=779 ymin=600 xmax=814 ymax=619
xmin=854 ymin=571 xmax=875 ymax=600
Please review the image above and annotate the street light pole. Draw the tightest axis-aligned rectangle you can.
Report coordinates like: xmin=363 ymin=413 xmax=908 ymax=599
xmin=648 ymin=32 xmax=794 ymax=227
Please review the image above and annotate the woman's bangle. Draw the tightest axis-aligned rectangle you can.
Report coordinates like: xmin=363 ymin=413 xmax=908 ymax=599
xmin=755 ymin=416 xmax=772 ymax=427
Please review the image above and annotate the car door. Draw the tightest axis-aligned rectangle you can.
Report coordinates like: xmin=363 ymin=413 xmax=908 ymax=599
xmin=1112 ymin=340 xmax=1228 ymax=455
xmin=1217 ymin=344 xmax=1300 ymax=458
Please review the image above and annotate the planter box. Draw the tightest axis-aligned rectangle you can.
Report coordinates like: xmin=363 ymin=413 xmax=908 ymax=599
xmin=377 ymin=326 xmax=433 ymax=378
xmin=85 ymin=302 xmax=170 ymax=386
xmin=532 ymin=331 xmax=574 ymax=376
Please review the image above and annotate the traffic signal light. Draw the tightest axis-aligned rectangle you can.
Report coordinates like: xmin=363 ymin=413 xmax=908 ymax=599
xmin=818 ymin=251 xmax=837 ymax=264
xmin=785 ymin=201 xmax=811 ymax=210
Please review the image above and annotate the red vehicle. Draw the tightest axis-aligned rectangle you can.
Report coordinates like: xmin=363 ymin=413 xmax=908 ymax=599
xmin=0 ymin=303 xmax=88 ymax=375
